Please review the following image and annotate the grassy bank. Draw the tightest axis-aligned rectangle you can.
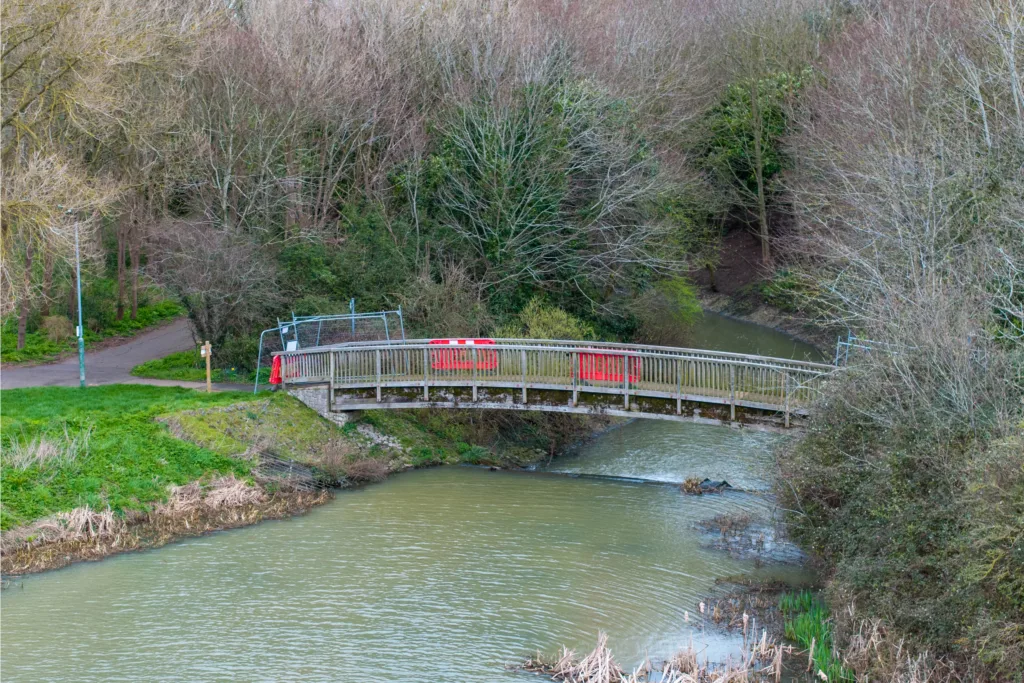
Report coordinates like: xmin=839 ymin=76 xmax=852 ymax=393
xmin=0 ymin=385 xmax=598 ymax=574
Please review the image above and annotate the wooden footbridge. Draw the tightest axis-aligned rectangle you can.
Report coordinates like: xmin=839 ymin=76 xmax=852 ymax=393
xmin=274 ymin=339 xmax=834 ymax=430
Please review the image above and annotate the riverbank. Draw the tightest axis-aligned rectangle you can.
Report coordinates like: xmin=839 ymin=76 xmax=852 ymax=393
xmin=0 ymin=384 xmax=607 ymax=578
xmin=1 ymin=482 xmax=330 ymax=576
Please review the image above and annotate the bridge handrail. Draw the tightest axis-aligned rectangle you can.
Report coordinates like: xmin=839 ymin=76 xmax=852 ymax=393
xmin=287 ymin=337 xmax=835 ymax=371
xmin=278 ymin=344 xmax=831 ymax=376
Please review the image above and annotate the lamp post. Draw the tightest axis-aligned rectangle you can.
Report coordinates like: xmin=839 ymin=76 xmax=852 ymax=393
xmin=60 ymin=206 xmax=86 ymax=388
xmin=74 ymin=218 xmax=85 ymax=387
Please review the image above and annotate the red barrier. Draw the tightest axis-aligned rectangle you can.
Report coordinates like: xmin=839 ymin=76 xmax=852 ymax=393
xmin=577 ymin=351 xmax=640 ymax=383
xmin=269 ymin=355 xmax=283 ymax=384
xmin=429 ymin=339 xmax=499 ymax=370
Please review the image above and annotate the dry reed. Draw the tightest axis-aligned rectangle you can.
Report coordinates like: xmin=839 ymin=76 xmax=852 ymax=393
xmin=2 ymin=423 xmax=92 ymax=470
xmin=523 ymin=631 xmax=790 ymax=683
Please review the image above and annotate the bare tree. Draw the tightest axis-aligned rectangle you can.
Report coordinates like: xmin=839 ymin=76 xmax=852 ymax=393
xmin=147 ymin=220 xmax=282 ymax=345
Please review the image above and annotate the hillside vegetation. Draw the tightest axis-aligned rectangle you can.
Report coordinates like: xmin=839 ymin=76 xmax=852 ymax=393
xmin=2 ymin=0 xmax=1022 ymax=678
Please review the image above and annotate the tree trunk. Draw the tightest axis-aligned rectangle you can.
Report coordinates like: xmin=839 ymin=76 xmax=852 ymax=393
xmin=285 ymin=145 xmax=303 ymax=236
xmin=706 ymin=263 xmax=718 ymax=293
xmin=749 ymin=78 xmax=771 ymax=267
xmin=130 ymin=221 xmax=141 ymax=320
xmin=17 ymin=241 xmax=34 ymax=349
xmin=40 ymin=248 xmax=54 ymax=316
xmin=116 ymin=221 xmax=127 ymax=321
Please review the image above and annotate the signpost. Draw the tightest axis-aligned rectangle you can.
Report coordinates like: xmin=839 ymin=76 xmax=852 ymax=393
xmin=200 ymin=341 xmax=212 ymax=392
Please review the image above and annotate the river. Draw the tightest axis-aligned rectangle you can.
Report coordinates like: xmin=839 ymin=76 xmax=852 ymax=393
xmin=0 ymin=313 xmax=820 ymax=681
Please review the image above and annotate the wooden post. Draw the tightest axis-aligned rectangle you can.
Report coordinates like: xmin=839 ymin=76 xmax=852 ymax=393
xmin=783 ymin=371 xmax=790 ymax=428
xmin=623 ymin=353 xmax=629 ymax=409
xmin=423 ymin=348 xmax=429 ymax=400
xmin=201 ymin=341 xmax=212 ymax=393
xmin=571 ymin=351 xmax=578 ymax=407
xmin=375 ymin=349 xmax=382 ymax=403
xmin=520 ymin=350 xmax=527 ymax=404
xmin=472 ymin=347 xmax=478 ymax=402
xmin=676 ymin=358 xmax=682 ymax=415
xmin=729 ymin=364 xmax=736 ymax=422
xmin=328 ymin=351 xmax=335 ymax=412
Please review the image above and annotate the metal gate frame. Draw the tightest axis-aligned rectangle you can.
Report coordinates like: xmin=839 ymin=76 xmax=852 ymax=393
xmin=253 ymin=303 xmax=405 ymax=393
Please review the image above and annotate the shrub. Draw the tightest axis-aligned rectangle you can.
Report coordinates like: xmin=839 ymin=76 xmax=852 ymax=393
xmin=634 ymin=279 xmax=702 ymax=345
xmin=40 ymin=315 xmax=74 ymax=342
xmin=343 ymin=458 xmax=390 ymax=484
xmin=496 ymin=297 xmax=596 ymax=341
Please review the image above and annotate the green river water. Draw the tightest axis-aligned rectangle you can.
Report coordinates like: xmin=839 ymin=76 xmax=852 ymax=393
xmin=0 ymin=313 xmax=821 ymax=682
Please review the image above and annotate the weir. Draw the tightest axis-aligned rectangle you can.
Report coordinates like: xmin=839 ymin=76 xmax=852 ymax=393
xmin=276 ymin=339 xmax=835 ymax=430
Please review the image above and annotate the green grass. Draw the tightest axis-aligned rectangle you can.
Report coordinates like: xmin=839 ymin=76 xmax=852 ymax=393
xmin=1 ymin=300 xmax=185 ymax=364
xmin=0 ymin=385 xmax=265 ymax=530
xmin=131 ymin=349 xmax=269 ymax=384
xmin=779 ymin=590 xmax=854 ymax=682
xmin=0 ymin=385 xmax=482 ymax=532
xmin=164 ymin=391 xmax=349 ymax=463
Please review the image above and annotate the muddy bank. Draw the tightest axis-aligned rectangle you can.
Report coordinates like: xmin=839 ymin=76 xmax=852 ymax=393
xmin=1 ymin=479 xmax=331 ymax=578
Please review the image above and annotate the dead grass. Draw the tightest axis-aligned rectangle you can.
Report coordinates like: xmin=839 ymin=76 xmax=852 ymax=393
xmin=1 ymin=478 xmax=330 ymax=576
xmin=344 ymin=458 xmax=390 ymax=484
xmin=0 ymin=505 xmax=126 ymax=553
xmin=524 ymin=633 xmax=625 ymax=683
xmin=156 ymin=475 xmax=266 ymax=514
xmin=836 ymin=611 xmax=974 ymax=683
xmin=522 ymin=631 xmax=790 ymax=683
xmin=2 ymin=423 xmax=92 ymax=470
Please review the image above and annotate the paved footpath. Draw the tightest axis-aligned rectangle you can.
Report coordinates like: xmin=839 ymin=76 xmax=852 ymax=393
xmin=1 ymin=318 xmax=250 ymax=392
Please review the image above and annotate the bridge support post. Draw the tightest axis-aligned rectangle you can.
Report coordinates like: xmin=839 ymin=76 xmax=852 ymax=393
xmin=729 ymin=365 xmax=736 ymax=421
xmin=472 ymin=347 xmax=478 ymax=402
xmin=328 ymin=351 xmax=335 ymax=411
xmin=521 ymin=350 xmax=527 ymax=404
xmin=375 ymin=349 xmax=381 ymax=403
xmin=423 ymin=348 xmax=429 ymax=400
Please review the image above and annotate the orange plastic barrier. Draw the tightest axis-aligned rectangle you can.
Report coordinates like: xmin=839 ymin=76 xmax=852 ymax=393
xmin=577 ymin=351 xmax=640 ymax=383
xmin=429 ymin=339 xmax=499 ymax=371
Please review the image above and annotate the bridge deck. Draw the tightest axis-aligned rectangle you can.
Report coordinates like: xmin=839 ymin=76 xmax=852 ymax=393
xmin=277 ymin=339 xmax=834 ymax=429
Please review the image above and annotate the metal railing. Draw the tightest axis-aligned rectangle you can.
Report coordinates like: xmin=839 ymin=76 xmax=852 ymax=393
xmin=276 ymin=340 xmax=835 ymax=423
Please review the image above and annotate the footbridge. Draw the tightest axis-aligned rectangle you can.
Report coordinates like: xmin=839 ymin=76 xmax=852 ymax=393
xmin=274 ymin=339 xmax=834 ymax=430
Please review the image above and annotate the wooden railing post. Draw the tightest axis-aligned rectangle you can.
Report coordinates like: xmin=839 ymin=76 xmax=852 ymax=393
xmin=729 ymin=364 xmax=736 ymax=421
xmin=328 ymin=351 xmax=335 ymax=411
xmin=623 ymin=353 xmax=630 ymax=409
xmin=521 ymin=349 xmax=527 ymax=404
xmin=783 ymin=371 xmax=790 ymax=428
xmin=375 ymin=349 xmax=382 ymax=403
xmin=676 ymin=358 xmax=682 ymax=415
xmin=571 ymin=351 xmax=578 ymax=407
xmin=423 ymin=348 xmax=429 ymax=400
xmin=472 ymin=347 xmax=478 ymax=402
